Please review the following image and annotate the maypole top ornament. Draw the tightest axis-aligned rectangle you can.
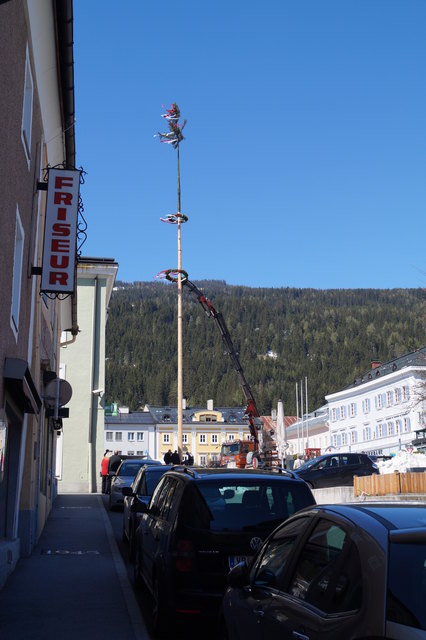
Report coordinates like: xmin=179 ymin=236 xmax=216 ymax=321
xmin=155 ymin=103 xmax=186 ymax=148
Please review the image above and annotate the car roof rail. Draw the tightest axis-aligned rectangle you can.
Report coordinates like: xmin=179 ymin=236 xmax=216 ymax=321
xmin=261 ymin=464 xmax=297 ymax=479
xmin=170 ymin=465 xmax=199 ymax=478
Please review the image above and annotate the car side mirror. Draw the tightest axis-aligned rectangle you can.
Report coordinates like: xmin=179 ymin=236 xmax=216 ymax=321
xmin=227 ymin=560 xmax=250 ymax=588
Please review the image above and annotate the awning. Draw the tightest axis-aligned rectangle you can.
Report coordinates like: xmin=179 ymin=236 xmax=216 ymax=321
xmin=4 ymin=358 xmax=42 ymax=414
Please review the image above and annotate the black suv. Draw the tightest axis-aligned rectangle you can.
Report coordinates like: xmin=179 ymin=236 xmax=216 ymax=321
xmin=293 ymin=452 xmax=379 ymax=489
xmin=132 ymin=466 xmax=315 ymax=634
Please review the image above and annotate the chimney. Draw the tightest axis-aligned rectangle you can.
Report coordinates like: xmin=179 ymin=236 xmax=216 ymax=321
xmin=271 ymin=409 xmax=277 ymax=421
xmin=207 ymin=399 xmax=214 ymax=411
xmin=371 ymin=361 xmax=382 ymax=370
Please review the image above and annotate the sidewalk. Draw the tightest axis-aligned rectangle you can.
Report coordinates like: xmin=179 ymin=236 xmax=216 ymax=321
xmin=0 ymin=493 xmax=150 ymax=640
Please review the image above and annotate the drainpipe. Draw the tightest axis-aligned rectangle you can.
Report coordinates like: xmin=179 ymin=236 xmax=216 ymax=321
xmin=88 ymin=276 xmax=99 ymax=492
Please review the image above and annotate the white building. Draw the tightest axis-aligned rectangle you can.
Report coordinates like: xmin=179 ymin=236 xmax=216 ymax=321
xmin=326 ymin=347 xmax=426 ymax=456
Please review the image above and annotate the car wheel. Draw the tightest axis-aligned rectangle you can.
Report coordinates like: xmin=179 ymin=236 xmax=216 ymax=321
xmin=152 ymin=573 xmax=168 ymax=636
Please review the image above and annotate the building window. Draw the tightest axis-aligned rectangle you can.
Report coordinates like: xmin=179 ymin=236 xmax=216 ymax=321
xmin=331 ymin=408 xmax=337 ymax=422
xmin=395 ymin=420 xmax=401 ymax=435
xmin=349 ymin=403 xmax=356 ymax=417
xmin=376 ymin=394 xmax=383 ymax=409
xmin=362 ymin=399 xmax=370 ymax=414
xmin=402 ymin=386 xmax=409 ymax=401
xmin=199 ymin=454 xmax=207 ymax=466
xmin=377 ymin=424 xmax=387 ymax=438
xmin=10 ymin=207 xmax=25 ymax=338
xmin=106 ymin=432 xmax=113 ymax=442
xmin=128 ymin=432 xmax=135 ymax=441
xmin=162 ymin=434 xmax=170 ymax=444
xmin=386 ymin=390 xmax=393 ymax=406
xmin=21 ymin=45 xmax=34 ymax=163
xmin=332 ymin=434 xmax=338 ymax=447
xmin=199 ymin=434 xmax=207 ymax=444
xmin=341 ymin=433 xmax=347 ymax=446
xmin=127 ymin=451 xmax=134 ymax=456
xmin=339 ymin=406 xmax=346 ymax=420
xmin=403 ymin=417 xmax=411 ymax=433
xmin=137 ymin=432 xmax=144 ymax=442
xmin=227 ymin=434 xmax=236 ymax=441
xmin=136 ymin=451 xmax=144 ymax=456
xmin=199 ymin=414 xmax=217 ymax=422
xmin=351 ymin=430 xmax=357 ymax=444
xmin=363 ymin=427 xmax=372 ymax=441
xmin=182 ymin=434 xmax=188 ymax=444
xmin=387 ymin=421 xmax=394 ymax=436
xmin=211 ymin=434 xmax=219 ymax=444
xmin=394 ymin=388 xmax=401 ymax=403
xmin=115 ymin=432 xmax=122 ymax=442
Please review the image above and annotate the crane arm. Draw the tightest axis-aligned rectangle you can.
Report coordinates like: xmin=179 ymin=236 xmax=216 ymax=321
xmin=183 ymin=279 xmax=260 ymax=444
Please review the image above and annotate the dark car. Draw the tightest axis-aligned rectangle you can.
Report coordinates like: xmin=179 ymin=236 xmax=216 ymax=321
xmin=133 ymin=466 xmax=315 ymax=635
xmin=122 ymin=464 xmax=172 ymax=560
xmin=221 ymin=502 xmax=426 ymax=640
xmin=293 ymin=452 xmax=379 ymax=489
xmin=108 ymin=458 xmax=161 ymax=510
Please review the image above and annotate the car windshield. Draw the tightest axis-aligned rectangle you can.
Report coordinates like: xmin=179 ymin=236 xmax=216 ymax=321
xmin=118 ymin=461 xmax=146 ymax=477
xmin=183 ymin=480 xmax=315 ymax=532
xmin=387 ymin=540 xmax=426 ymax=631
xmin=221 ymin=443 xmax=240 ymax=456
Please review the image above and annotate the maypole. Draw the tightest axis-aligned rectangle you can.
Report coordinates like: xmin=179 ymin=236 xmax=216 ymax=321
xmin=156 ymin=104 xmax=187 ymax=462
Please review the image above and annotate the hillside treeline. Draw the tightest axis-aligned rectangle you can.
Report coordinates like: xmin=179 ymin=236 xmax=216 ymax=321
xmin=105 ymin=281 xmax=425 ymax=415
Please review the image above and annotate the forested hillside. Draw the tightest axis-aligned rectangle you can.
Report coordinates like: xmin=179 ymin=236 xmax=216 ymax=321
xmin=105 ymin=281 xmax=425 ymax=415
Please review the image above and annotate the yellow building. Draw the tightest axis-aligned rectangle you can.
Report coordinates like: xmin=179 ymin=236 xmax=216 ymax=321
xmin=146 ymin=401 xmax=257 ymax=466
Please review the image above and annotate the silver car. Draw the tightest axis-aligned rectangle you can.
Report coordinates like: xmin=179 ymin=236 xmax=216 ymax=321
xmin=108 ymin=458 xmax=160 ymax=510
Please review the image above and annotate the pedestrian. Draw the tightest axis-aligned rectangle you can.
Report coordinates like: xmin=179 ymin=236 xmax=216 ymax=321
xmin=171 ymin=450 xmax=180 ymax=464
xmin=293 ymin=454 xmax=304 ymax=469
xmin=164 ymin=449 xmax=173 ymax=464
xmin=100 ymin=449 xmax=111 ymax=493
xmin=106 ymin=450 xmax=122 ymax=493
xmin=186 ymin=451 xmax=194 ymax=465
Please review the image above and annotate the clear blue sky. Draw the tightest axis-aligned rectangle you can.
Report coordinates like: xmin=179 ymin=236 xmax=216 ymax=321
xmin=73 ymin=0 xmax=425 ymax=289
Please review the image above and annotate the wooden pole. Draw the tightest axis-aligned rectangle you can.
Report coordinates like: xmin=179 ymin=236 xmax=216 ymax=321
xmin=177 ymin=143 xmax=183 ymax=462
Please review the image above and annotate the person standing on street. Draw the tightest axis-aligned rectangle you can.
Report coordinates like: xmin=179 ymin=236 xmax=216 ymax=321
xmin=164 ymin=449 xmax=173 ymax=464
xmin=171 ymin=450 xmax=180 ymax=464
xmin=100 ymin=450 xmax=111 ymax=493
xmin=106 ymin=450 xmax=122 ymax=494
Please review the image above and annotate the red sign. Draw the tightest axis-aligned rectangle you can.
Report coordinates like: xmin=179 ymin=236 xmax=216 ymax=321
xmin=41 ymin=169 xmax=80 ymax=293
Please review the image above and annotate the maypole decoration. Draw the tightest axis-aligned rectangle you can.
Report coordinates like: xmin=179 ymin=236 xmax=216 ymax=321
xmin=156 ymin=103 xmax=187 ymax=463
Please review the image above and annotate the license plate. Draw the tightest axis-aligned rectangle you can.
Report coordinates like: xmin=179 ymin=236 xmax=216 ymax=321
xmin=228 ymin=555 xmax=250 ymax=569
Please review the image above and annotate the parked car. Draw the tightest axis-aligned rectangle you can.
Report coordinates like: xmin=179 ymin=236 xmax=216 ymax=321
xmin=221 ymin=502 xmax=426 ymax=640
xmin=132 ymin=467 xmax=315 ymax=634
xmin=108 ymin=458 xmax=161 ymax=510
xmin=293 ymin=452 xmax=379 ymax=489
xmin=122 ymin=464 xmax=172 ymax=560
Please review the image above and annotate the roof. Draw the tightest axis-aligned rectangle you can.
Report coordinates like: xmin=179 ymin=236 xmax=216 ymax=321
xmin=146 ymin=405 xmax=258 ymax=425
xmin=346 ymin=346 xmax=426 ymax=390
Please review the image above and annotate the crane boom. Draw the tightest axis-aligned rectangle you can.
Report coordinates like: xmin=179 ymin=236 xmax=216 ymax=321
xmin=183 ymin=279 xmax=260 ymax=445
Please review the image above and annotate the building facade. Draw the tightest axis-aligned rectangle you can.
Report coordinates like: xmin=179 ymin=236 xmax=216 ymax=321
xmin=326 ymin=348 xmax=426 ymax=457
xmin=105 ymin=401 xmax=259 ymax=466
xmin=59 ymin=258 xmax=118 ymax=493
xmin=0 ymin=0 xmax=78 ymax=588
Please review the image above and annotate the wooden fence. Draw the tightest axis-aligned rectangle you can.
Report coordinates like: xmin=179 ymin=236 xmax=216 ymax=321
xmin=354 ymin=471 xmax=426 ymax=497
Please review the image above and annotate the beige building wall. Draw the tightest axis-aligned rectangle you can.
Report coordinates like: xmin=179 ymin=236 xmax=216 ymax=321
xmin=59 ymin=258 xmax=118 ymax=493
